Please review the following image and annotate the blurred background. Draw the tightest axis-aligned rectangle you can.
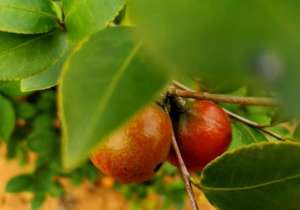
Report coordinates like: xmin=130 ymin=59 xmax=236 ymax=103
xmin=0 ymin=144 xmax=215 ymax=210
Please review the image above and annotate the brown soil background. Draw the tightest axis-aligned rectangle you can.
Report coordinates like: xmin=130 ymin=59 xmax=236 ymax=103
xmin=0 ymin=145 xmax=216 ymax=210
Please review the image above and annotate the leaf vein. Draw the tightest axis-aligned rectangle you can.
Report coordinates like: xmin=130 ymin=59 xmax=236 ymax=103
xmin=0 ymin=32 xmax=53 ymax=58
xmin=0 ymin=4 xmax=57 ymax=19
xmin=202 ymin=174 xmax=300 ymax=192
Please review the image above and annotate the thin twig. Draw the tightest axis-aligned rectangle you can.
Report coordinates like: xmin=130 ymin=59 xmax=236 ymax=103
xmin=170 ymin=88 xmax=279 ymax=107
xmin=223 ymin=109 xmax=267 ymax=128
xmin=224 ymin=108 xmax=286 ymax=141
xmin=172 ymin=80 xmax=194 ymax=91
xmin=164 ymin=107 xmax=199 ymax=210
xmin=171 ymin=80 xmax=278 ymax=107
xmin=171 ymin=133 xmax=200 ymax=210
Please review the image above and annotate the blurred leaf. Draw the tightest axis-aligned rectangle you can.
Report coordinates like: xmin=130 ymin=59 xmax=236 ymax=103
xmin=17 ymin=143 xmax=28 ymax=166
xmin=0 ymin=94 xmax=15 ymax=141
xmin=271 ymin=110 xmax=292 ymax=125
xmin=0 ymin=0 xmax=58 ymax=34
xmin=129 ymin=0 xmax=300 ymax=89
xmin=244 ymin=106 xmax=274 ymax=125
xmin=51 ymin=1 xmax=63 ymax=23
xmin=201 ymin=142 xmax=300 ymax=210
xmin=161 ymin=199 xmax=171 ymax=210
xmin=28 ymin=114 xmax=57 ymax=156
xmin=60 ymin=27 xmax=169 ymax=170
xmin=15 ymin=102 xmax=36 ymax=120
xmin=159 ymin=163 xmax=177 ymax=176
xmin=49 ymin=180 xmax=65 ymax=197
xmin=50 ymin=162 xmax=63 ymax=175
xmin=6 ymin=135 xmax=20 ymax=159
xmin=0 ymin=31 xmax=67 ymax=80
xmin=6 ymin=174 xmax=33 ymax=193
xmin=228 ymin=86 xmax=248 ymax=96
xmin=36 ymin=155 xmax=50 ymax=168
xmin=27 ymin=130 xmax=57 ymax=154
xmin=35 ymin=149 xmax=62 ymax=173
xmin=274 ymin=69 xmax=300 ymax=117
xmin=295 ymin=125 xmax=300 ymax=140
xmin=6 ymin=123 xmax=28 ymax=159
xmin=129 ymin=201 xmax=141 ymax=210
xmin=34 ymin=166 xmax=53 ymax=193
xmin=83 ymin=162 xmax=99 ymax=182
xmin=0 ymin=81 xmax=26 ymax=97
xmin=32 ymin=114 xmax=53 ymax=130
xmin=69 ymin=169 xmax=84 ymax=185
xmin=166 ymin=181 xmax=185 ymax=210
xmin=229 ymin=121 xmax=267 ymax=150
xmin=31 ymin=193 xmax=46 ymax=210
xmin=21 ymin=54 xmax=67 ymax=92
xmin=36 ymin=91 xmax=56 ymax=113
xmin=266 ymin=124 xmax=293 ymax=141
xmin=62 ymin=0 xmax=125 ymax=41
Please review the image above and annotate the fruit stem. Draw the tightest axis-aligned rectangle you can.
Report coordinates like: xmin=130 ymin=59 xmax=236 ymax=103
xmin=164 ymin=107 xmax=200 ymax=210
xmin=171 ymin=81 xmax=279 ymax=107
xmin=224 ymin=108 xmax=287 ymax=141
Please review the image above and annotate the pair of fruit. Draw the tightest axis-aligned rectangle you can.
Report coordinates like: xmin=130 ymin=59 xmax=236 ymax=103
xmin=90 ymin=100 xmax=232 ymax=183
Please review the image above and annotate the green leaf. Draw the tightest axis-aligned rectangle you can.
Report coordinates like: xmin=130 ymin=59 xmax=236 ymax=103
xmin=0 ymin=94 xmax=15 ymax=141
xmin=51 ymin=1 xmax=63 ymax=23
xmin=49 ymin=180 xmax=64 ymax=197
xmin=32 ymin=114 xmax=54 ymax=130
xmin=201 ymin=142 xmax=300 ymax=210
xmin=0 ymin=81 xmax=27 ymax=97
xmin=244 ymin=106 xmax=274 ymax=125
xmin=229 ymin=121 xmax=267 ymax=150
xmin=34 ymin=115 xmax=54 ymax=130
xmin=275 ymin=70 xmax=300 ymax=118
xmin=6 ymin=135 xmax=21 ymax=159
xmin=27 ymin=130 xmax=57 ymax=154
xmin=31 ymin=193 xmax=46 ymax=210
xmin=36 ymin=91 xmax=56 ymax=113
xmin=129 ymin=0 xmax=300 ymax=88
xmin=33 ymin=166 xmax=53 ymax=193
xmin=69 ymin=169 xmax=84 ymax=186
xmin=0 ymin=31 xmax=67 ymax=80
xmin=6 ymin=174 xmax=33 ymax=193
xmin=266 ymin=124 xmax=293 ymax=141
xmin=295 ymin=125 xmax=300 ymax=140
xmin=15 ymin=101 xmax=36 ymax=119
xmin=0 ymin=0 xmax=58 ymax=34
xmin=17 ymin=144 xmax=28 ymax=166
xmin=83 ymin=162 xmax=99 ymax=182
xmin=59 ymin=27 xmax=169 ymax=170
xmin=63 ymin=0 xmax=125 ymax=41
xmin=21 ymin=54 xmax=66 ymax=92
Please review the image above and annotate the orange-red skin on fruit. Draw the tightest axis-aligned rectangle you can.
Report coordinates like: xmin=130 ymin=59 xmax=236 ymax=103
xmin=90 ymin=104 xmax=172 ymax=184
xmin=169 ymin=100 xmax=232 ymax=171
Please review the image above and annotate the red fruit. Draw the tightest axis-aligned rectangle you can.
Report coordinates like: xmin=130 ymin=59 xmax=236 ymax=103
xmin=90 ymin=104 xmax=172 ymax=184
xmin=169 ymin=100 xmax=232 ymax=171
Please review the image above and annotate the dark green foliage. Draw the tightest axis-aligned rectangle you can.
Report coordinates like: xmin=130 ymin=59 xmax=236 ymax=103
xmin=116 ymin=163 xmax=186 ymax=210
xmin=6 ymin=174 xmax=34 ymax=193
xmin=3 ymin=89 xmax=100 ymax=210
xmin=31 ymin=193 xmax=46 ymax=210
